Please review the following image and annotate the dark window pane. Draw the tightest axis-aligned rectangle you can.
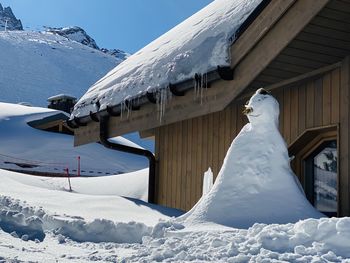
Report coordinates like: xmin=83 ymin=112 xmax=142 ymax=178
xmin=313 ymin=141 xmax=337 ymax=213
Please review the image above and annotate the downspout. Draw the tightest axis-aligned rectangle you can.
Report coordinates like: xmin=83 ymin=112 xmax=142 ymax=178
xmin=99 ymin=116 xmax=156 ymax=203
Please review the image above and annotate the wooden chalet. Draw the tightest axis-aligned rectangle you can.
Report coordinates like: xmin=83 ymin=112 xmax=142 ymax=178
xmin=70 ymin=0 xmax=350 ymax=217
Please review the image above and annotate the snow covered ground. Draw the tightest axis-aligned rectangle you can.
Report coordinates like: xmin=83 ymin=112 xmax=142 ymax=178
xmin=0 ymin=102 xmax=147 ymax=175
xmin=1 ymin=167 xmax=350 ymax=263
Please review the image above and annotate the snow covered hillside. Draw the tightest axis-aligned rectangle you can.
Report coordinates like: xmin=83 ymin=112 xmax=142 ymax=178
xmin=0 ymin=102 xmax=147 ymax=175
xmin=0 ymin=30 xmax=119 ymax=107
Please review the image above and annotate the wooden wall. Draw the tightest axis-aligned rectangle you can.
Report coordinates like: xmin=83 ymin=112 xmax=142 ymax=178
xmin=155 ymin=63 xmax=349 ymax=215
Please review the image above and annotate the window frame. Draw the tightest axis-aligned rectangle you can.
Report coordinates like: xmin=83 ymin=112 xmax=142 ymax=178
xmin=288 ymin=125 xmax=339 ymax=217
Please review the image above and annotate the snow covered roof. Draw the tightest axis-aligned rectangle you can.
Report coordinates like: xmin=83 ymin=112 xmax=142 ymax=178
xmin=72 ymin=0 xmax=264 ymax=118
xmin=47 ymin=94 xmax=77 ymax=102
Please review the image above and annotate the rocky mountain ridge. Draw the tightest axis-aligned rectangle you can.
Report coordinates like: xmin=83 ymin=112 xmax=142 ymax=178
xmin=46 ymin=26 xmax=130 ymax=61
xmin=0 ymin=3 xmax=23 ymax=31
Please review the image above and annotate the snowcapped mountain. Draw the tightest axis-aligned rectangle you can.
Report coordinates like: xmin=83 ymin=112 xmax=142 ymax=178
xmin=46 ymin=26 xmax=99 ymax=49
xmin=46 ymin=26 xmax=130 ymax=62
xmin=0 ymin=3 xmax=22 ymax=31
xmin=0 ymin=30 xmax=118 ymax=107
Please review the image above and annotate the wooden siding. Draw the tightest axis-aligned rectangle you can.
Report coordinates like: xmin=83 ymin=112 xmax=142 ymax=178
xmin=155 ymin=65 xmax=348 ymax=213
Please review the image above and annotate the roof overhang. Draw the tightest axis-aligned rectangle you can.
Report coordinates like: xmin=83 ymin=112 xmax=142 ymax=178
xmin=73 ymin=0 xmax=330 ymax=146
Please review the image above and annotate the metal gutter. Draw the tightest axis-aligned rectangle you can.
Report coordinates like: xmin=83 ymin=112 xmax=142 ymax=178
xmin=99 ymin=116 xmax=156 ymax=203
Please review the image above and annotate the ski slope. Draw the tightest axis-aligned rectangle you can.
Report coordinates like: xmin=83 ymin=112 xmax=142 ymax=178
xmin=0 ymin=30 xmax=118 ymax=107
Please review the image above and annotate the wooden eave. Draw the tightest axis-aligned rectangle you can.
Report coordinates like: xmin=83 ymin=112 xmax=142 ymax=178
xmin=74 ymin=0 xmax=330 ymax=146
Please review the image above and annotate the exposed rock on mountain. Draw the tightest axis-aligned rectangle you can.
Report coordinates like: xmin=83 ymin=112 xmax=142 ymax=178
xmin=46 ymin=26 xmax=99 ymax=49
xmin=46 ymin=26 xmax=130 ymax=61
xmin=0 ymin=3 xmax=23 ymax=31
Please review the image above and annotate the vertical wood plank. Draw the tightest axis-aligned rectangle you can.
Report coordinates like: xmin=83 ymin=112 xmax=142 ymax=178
xmin=219 ymin=111 xmax=226 ymax=170
xmin=322 ymin=72 xmax=331 ymax=126
xmin=283 ymin=87 xmax=291 ymax=144
xmin=191 ymin=118 xmax=198 ymax=207
xmin=212 ymin=112 xmax=220 ymax=178
xmin=158 ymin=127 xmax=164 ymax=205
xmin=201 ymin=115 xmax=209 ymax=192
xmin=224 ymin=107 xmax=232 ymax=159
xmin=207 ymin=113 xmax=214 ymax=177
xmin=163 ymin=126 xmax=169 ymax=206
xmin=154 ymin=128 xmax=160 ymax=203
xmin=290 ymin=86 xmax=299 ymax=141
xmin=167 ymin=124 xmax=176 ymax=207
xmin=298 ymin=84 xmax=306 ymax=136
xmin=306 ymin=81 xmax=315 ymax=128
xmin=180 ymin=120 xmax=188 ymax=210
xmin=196 ymin=116 xmax=203 ymax=202
xmin=331 ymin=68 xmax=340 ymax=124
xmin=340 ymin=57 xmax=350 ymax=216
xmin=186 ymin=119 xmax=192 ymax=210
xmin=314 ymin=77 xmax=323 ymax=127
xmin=175 ymin=121 xmax=181 ymax=209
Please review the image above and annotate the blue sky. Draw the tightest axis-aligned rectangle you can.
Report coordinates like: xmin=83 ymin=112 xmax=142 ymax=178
xmin=1 ymin=0 xmax=213 ymax=53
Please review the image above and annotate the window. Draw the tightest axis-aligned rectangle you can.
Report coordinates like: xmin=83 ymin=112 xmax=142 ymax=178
xmin=304 ymin=140 xmax=337 ymax=217
xmin=288 ymin=126 xmax=338 ymax=217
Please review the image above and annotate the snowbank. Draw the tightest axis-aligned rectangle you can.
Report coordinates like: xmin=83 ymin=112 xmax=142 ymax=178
xmin=1 ymin=216 xmax=350 ymax=262
xmin=180 ymin=89 xmax=323 ymax=228
xmin=72 ymin=0 xmax=263 ymax=118
xmin=0 ymin=169 xmax=182 ymax=245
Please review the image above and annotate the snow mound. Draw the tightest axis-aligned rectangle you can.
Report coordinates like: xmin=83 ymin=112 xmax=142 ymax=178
xmin=0 ymin=196 xmax=151 ymax=244
xmin=1 ymin=217 xmax=350 ymax=262
xmin=0 ymin=169 xmax=183 ymax=244
xmin=72 ymin=0 xmax=263 ymax=118
xmin=180 ymin=89 xmax=324 ymax=228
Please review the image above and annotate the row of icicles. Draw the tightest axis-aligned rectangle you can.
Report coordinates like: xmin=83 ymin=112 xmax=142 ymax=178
xmin=118 ymin=72 xmax=209 ymax=122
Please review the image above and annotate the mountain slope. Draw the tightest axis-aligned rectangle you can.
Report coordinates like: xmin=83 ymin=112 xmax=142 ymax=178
xmin=0 ymin=30 xmax=118 ymax=107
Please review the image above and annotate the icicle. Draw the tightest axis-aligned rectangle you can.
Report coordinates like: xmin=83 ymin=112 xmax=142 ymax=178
xmin=193 ymin=73 xmax=208 ymax=104
xmin=202 ymin=167 xmax=213 ymax=196
xmin=156 ymin=87 xmax=172 ymax=123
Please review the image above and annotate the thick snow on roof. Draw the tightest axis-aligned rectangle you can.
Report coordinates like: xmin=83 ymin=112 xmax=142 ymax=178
xmin=72 ymin=0 xmax=263 ymax=118
xmin=47 ymin=94 xmax=77 ymax=102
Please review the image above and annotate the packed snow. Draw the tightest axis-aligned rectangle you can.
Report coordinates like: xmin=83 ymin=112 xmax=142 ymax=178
xmin=179 ymin=89 xmax=324 ymax=229
xmin=0 ymin=30 xmax=118 ymax=107
xmin=72 ymin=0 xmax=263 ymax=118
xmin=0 ymin=102 xmax=147 ymax=175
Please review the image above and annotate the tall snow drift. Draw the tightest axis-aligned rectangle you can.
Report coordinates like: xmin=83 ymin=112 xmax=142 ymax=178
xmin=180 ymin=89 xmax=324 ymax=229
